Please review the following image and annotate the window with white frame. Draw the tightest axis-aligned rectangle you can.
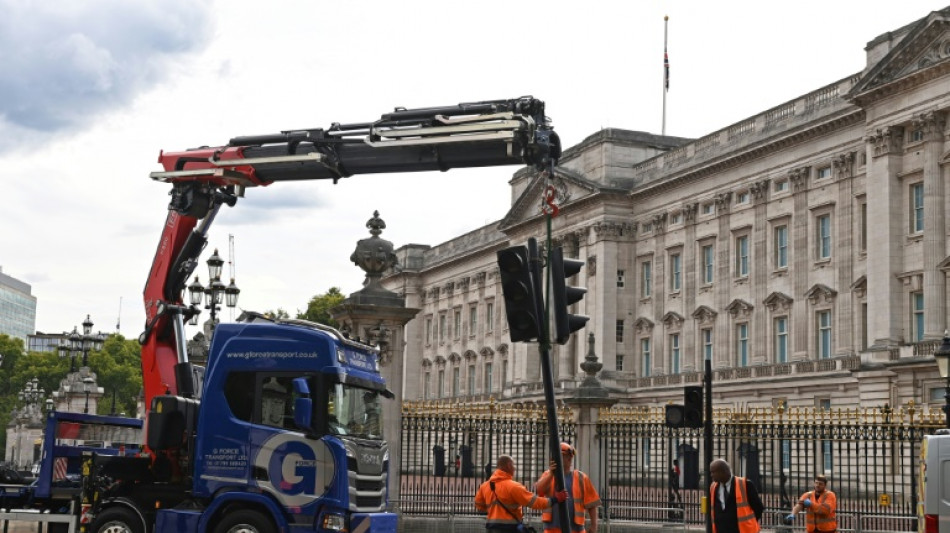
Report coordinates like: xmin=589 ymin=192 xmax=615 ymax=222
xmin=817 ymin=166 xmax=832 ymax=180
xmin=454 ymin=310 xmax=461 ymax=339
xmin=911 ymin=182 xmax=924 ymax=234
xmin=616 ymin=320 xmax=624 ymax=343
xmin=817 ymin=213 xmax=832 ymax=260
xmin=670 ymin=252 xmax=681 ymax=292
xmin=425 ymin=317 xmax=432 ymax=344
xmin=671 ymin=212 xmax=682 ymax=225
xmin=912 ymin=129 xmax=925 ymax=142
xmin=774 ymin=224 xmax=788 ymax=269
xmin=702 ymin=203 xmax=714 ymax=215
xmin=616 ymin=354 xmax=624 ymax=372
xmin=774 ymin=180 xmax=789 ymax=193
xmin=438 ymin=369 xmax=445 ymax=398
xmin=702 ymin=244 xmax=715 ymax=284
xmin=486 ymin=301 xmax=494 ymax=332
xmin=775 ymin=317 xmax=788 ymax=363
xmin=424 ymin=372 xmax=431 ymax=399
xmin=484 ymin=362 xmax=493 ymax=394
xmin=670 ymin=333 xmax=681 ymax=374
xmin=736 ymin=191 xmax=750 ymax=204
xmin=469 ymin=305 xmax=477 ymax=336
xmin=468 ymin=364 xmax=476 ymax=395
xmin=641 ymin=260 xmax=652 ymax=298
xmin=452 ymin=367 xmax=460 ymax=397
xmin=912 ymin=292 xmax=924 ymax=342
xmin=817 ymin=310 xmax=832 ymax=359
xmin=735 ymin=234 xmax=749 ymax=277
xmin=617 ymin=269 xmax=626 ymax=288
xmin=702 ymin=328 xmax=713 ymax=361
xmin=641 ymin=338 xmax=652 ymax=377
xmin=736 ymin=323 xmax=749 ymax=367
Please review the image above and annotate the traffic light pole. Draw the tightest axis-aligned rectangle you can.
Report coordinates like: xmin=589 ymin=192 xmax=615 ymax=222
xmin=532 ymin=230 xmax=572 ymax=533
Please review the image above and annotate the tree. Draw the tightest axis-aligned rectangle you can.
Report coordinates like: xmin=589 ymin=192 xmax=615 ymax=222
xmin=87 ymin=335 xmax=143 ymax=417
xmin=297 ymin=287 xmax=345 ymax=328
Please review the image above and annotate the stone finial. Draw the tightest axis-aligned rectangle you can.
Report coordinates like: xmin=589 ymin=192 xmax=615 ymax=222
xmin=578 ymin=333 xmax=606 ymax=395
xmin=350 ymin=211 xmax=397 ymax=284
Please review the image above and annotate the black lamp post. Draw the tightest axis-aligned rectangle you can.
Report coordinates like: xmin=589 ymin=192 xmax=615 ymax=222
xmin=934 ymin=332 xmax=950 ymax=428
xmin=187 ymin=249 xmax=240 ymax=331
xmin=83 ymin=376 xmax=96 ymax=414
xmin=58 ymin=315 xmax=105 ymax=371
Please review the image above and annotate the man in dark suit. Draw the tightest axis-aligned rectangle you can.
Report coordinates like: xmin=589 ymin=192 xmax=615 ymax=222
xmin=709 ymin=459 xmax=764 ymax=533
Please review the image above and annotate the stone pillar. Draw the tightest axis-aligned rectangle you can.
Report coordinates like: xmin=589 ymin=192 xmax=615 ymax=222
xmin=714 ymin=193 xmax=732 ymax=368
xmin=790 ymin=167 xmax=810 ymax=359
xmin=866 ymin=127 xmax=905 ymax=349
xmin=564 ymin=334 xmax=617 ymax=496
xmin=332 ymin=211 xmax=421 ymax=503
xmin=834 ymin=152 xmax=856 ymax=355
xmin=682 ymin=203 xmax=699 ymax=372
xmin=751 ymin=180 xmax=770 ymax=364
xmin=918 ymin=112 xmax=948 ymax=339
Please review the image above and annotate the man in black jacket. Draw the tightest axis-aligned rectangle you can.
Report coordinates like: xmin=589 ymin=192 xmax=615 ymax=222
xmin=709 ymin=459 xmax=764 ymax=533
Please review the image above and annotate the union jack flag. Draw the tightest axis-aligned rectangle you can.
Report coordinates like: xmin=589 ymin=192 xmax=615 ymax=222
xmin=664 ymin=49 xmax=670 ymax=91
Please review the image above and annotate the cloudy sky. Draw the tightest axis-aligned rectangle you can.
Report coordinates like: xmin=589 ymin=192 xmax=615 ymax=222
xmin=1 ymin=0 xmax=944 ymax=338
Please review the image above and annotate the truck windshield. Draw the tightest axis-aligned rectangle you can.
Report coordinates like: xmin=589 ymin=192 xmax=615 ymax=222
xmin=327 ymin=384 xmax=383 ymax=440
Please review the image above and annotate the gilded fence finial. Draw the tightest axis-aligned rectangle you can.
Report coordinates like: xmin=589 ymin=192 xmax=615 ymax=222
xmin=907 ymin=400 xmax=916 ymax=424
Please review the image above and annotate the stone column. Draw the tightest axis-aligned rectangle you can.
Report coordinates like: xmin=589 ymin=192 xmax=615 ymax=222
xmin=834 ymin=152 xmax=856 ymax=355
xmin=332 ymin=211 xmax=421 ymax=503
xmin=682 ymin=203 xmax=699 ymax=372
xmin=866 ymin=127 xmax=905 ymax=349
xmin=714 ymin=193 xmax=732 ymax=368
xmin=790 ymin=167 xmax=810 ymax=359
xmin=751 ymin=180 xmax=770 ymax=364
xmin=918 ymin=112 xmax=948 ymax=339
xmin=564 ymin=334 xmax=617 ymax=496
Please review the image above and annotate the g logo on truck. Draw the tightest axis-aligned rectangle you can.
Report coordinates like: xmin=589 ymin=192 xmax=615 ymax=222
xmin=254 ymin=433 xmax=335 ymax=507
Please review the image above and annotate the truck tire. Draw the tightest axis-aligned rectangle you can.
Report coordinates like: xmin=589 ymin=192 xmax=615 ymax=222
xmin=90 ymin=507 xmax=144 ymax=533
xmin=214 ymin=510 xmax=275 ymax=533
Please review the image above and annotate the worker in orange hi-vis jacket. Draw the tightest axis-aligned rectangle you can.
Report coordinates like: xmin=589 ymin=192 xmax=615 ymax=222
xmin=534 ymin=442 xmax=601 ymax=533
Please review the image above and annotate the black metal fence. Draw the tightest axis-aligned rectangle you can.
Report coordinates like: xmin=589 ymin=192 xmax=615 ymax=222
xmin=398 ymin=400 xmax=575 ymax=519
xmin=398 ymin=400 xmax=945 ymax=531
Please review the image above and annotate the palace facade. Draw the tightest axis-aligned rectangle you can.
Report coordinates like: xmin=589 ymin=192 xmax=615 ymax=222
xmin=381 ymin=7 xmax=950 ymax=416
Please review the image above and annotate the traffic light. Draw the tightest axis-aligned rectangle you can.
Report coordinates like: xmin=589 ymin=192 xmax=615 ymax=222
xmin=684 ymin=386 xmax=704 ymax=428
xmin=496 ymin=245 xmax=542 ymax=342
xmin=550 ymin=246 xmax=589 ymax=344
xmin=665 ymin=404 xmax=685 ymax=428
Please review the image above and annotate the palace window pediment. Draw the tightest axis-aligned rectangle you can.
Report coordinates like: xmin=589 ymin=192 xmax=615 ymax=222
xmin=691 ymin=305 xmax=718 ymax=324
xmin=634 ymin=317 xmax=654 ymax=334
xmin=764 ymin=291 xmax=794 ymax=311
xmin=804 ymin=284 xmax=838 ymax=305
xmin=725 ymin=299 xmax=754 ymax=318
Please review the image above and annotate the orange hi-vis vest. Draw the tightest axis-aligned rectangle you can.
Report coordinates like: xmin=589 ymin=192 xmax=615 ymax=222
xmin=800 ymin=490 xmax=837 ymax=533
xmin=537 ymin=470 xmax=601 ymax=532
xmin=710 ymin=476 xmax=760 ymax=533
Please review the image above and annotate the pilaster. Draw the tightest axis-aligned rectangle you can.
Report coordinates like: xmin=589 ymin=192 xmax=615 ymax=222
xmin=865 ymin=126 xmax=905 ymax=349
xmin=714 ymin=193 xmax=732 ymax=368
xmin=918 ymin=112 xmax=948 ymax=338
xmin=790 ymin=166 xmax=810 ymax=360
xmin=682 ymin=203 xmax=699 ymax=371
xmin=751 ymin=180 xmax=770 ymax=364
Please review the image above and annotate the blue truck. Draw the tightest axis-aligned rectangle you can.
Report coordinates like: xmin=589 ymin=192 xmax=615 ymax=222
xmin=33 ymin=97 xmax=560 ymax=533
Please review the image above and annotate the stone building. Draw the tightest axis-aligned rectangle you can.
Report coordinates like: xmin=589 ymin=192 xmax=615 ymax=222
xmin=381 ymin=7 xmax=950 ymax=416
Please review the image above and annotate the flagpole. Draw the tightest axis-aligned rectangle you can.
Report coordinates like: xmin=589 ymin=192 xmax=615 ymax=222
xmin=662 ymin=15 xmax=669 ymax=136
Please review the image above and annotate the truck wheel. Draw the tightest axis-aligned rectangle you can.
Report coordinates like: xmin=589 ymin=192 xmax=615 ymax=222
xmin=214 ymin=510 xmax=275 ymax=533
xmin=90 ymin=507 xmax=144 ymax=533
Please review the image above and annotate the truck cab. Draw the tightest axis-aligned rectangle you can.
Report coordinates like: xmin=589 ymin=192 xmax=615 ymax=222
xmin=920 ymin=429 xmax=950 ymax=533
xmin=140 ymin=315 xmax=395 ymax=533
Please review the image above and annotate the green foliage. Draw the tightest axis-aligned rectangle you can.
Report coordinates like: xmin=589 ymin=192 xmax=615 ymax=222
xmin=261 ymin=308 xmax=290 ymax=320
xmin=297 ymin=287 xmax=345 ymax=327
xmin=86 ymin=335 xmax=143 ymax=417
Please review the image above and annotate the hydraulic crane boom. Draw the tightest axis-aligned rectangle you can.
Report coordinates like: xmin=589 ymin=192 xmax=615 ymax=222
xmin=141 ymin=96 xmax=560 ymax=410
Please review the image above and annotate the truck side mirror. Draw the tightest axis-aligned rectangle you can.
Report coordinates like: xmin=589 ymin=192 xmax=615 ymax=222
xmin=292 ymin=378 xmax=312 ymax=430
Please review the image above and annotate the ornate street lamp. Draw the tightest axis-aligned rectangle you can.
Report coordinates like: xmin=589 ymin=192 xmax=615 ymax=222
xmin=59 ymin=316 xmax=105 ymax=371
xmin=187 ymin=249 xmax=240 ymax=332
xmin=934 ymin=332 xmax=950 ymax=428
